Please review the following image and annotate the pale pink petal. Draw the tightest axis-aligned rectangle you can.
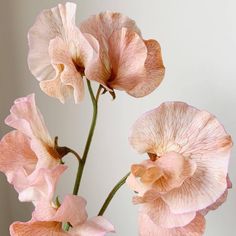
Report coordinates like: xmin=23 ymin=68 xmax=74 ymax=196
xmin=39 ymin=36 xmax=84 ymax=103
xmin=200 ymin=176 xmax=232 ymax=215
xmin=140 ymin=198 xmax=196 ymax=228
xmin=28 ymin=2 xmax=77 ymax=82
xmin=5 ymin=94 xmax=52 ymax=145
xmin=162 ymin=150 xmax=230 ymax=214
xmin=80 ymin=12 xmax=165 ymax=97
xmin=139 ymin=213 xmax=205 ymax=236
xmin=10 ymin=221 xmax=68 ymax=236
xmin=0 ymin=131 xmax=37 ymax=192
xmin=129 ymin=102 xmax=232 ymax=213
xmin=128 ymin=39 xmax=165 ymax=97
xmin=80 ymin=11 xmax=141 ymax=51
xmin=107 ymin=28 xmax=147 ymax=92
xmin=154 ymin=152 xmax=196 ymax=193
xmin=53 ymin=195 xmax=88 ymax=226
xmin=70 ymin=216 xmax=115 ymax=236
xmin=20 ymin=165 xmax=67 ymax=203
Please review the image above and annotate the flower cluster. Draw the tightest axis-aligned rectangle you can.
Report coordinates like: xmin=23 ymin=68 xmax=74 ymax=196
xmin=28 ymin=2 xmax=165 ymax=103
xmin=0 ymin=95 xmax=114 ymax=235
xmin=127 ymin=102 xmax=232 ymax=235
xmin=0 ymin=1 xmax=233 ymax=236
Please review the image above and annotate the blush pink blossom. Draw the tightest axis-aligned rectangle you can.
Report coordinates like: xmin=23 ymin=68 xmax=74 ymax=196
xmin=28 ymin=2 xmax=103 ymax=103
xmin=127 ymin=102 xmax=232 ymax=235
xmin=79 ymin=11 xmax=165 ymax=97
xmin=0 ymin=94 xmax=65 ymax=203
xmin=10 ymin=194 xmax=115 ymax=236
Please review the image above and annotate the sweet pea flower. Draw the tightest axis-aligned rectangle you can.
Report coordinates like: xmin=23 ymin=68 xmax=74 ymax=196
xmin=127 ymin=102 xmax=232 ymax=235
xmin=0 ymin=94 xmax=65 ymax=203
xmin=79 ymin=11 xmax=165 ymax=97
xmin=28 ymin=2 xmax=103 ymax=103
xmin=10 ymin=194 xmax=115 ymax=236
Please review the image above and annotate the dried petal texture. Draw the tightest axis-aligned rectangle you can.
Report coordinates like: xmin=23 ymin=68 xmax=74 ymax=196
xmin=129 ymin=102 xmax=232 ymax=214
xmin=10 ymin=221 xmax=67 ymax=236
xmin=140 ymin=198 xmax=196 ymax=228
xmin=10 ymin=195 xmax=114 ymax=236
xmin=80 ymin=11 xmax=165 ymax=97
xmin=139 ymin=213 xmax=205 ymax=236
xmin=28 ymin=2 xmax=97 ymax=103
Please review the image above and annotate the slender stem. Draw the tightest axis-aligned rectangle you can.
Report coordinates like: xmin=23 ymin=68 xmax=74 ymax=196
xmin=72 ymin=81 xmax=102 ymax=196
xmin=98 ymin=172 xmax=130 ymax=216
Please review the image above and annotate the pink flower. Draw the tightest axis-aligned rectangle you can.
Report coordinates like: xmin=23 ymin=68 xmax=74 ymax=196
xmin=79 ymin=11 xmax=165 ymax=97
xmin=10 ymin=195 xmax=115 ymax=236
xmin=0 ymin=94 xmax=65 ymax=203
xmin=28 ymin=2 xmax=102 ymax=103
xmin=127 ymin=102 xmax=232 ymax=235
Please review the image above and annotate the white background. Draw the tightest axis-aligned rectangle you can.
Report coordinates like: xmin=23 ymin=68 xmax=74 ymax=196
xmin=0 ymin=0 xmax=236 ymax=235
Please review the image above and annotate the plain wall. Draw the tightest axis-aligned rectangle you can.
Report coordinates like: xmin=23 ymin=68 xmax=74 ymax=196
xmin=0 ymin=0 xmax=236 ymax=235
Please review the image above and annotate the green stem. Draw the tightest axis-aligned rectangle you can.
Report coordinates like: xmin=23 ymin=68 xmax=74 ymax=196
xmin=98 ymin=172 xmax=130 ymax=216
xmin=72 ymin=80 xmax=102 ymax=195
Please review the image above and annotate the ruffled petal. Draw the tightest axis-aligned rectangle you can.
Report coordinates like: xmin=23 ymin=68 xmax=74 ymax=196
xmin=154 ymin=152 xmax=196 ymax=193
xmin=129 ymin=102 xmax=232 ymax=213
xmin=28 ymin=2 xmax=77 ymax=82
xmin=127 ymin=39 xmax=165 ymax=97
xmin=0 ymin=131 xmax=37 ymax=191
xmin=138 ymin=213 xmax=205 ymax=236
xmin=107 ymin=28 xmax=147 ymax=92
xmin=80 ymin=11 xmax=141 ymax=50
xmin=53 ymin=195 xmax=88 ymax=226
xmin=20 ymin=165 xmax=67 ymax=203
xmin=140 ymin=198 xmax=196 ymax=228
xmin=70 ymin=216 xmax=115 ymax=236
xmin=40 ymin=36 xmax=84 ymax=103
xmin=5 ymin=94 xmax=52 ymax=145
xmin=10 ymin=221 xmax=67 ymax=236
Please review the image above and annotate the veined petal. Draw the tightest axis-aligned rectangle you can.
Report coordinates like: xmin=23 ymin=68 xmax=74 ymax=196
xmin=140 ymin=198 xmax=196 ymax=228
xmin=28 ymin=2 xmax=77 ymax=82
xmin=128 ymin=39 xmax=165 ymax=97
xmin=10 ymin=221 xmax=67 ymax=236
xmin=0 ymin=131 xmax=37 ymax=192
xmin=107 ymin=28 xmax=147 ymax=92
xmin=138 ymin=213 xmax=205 ymax=236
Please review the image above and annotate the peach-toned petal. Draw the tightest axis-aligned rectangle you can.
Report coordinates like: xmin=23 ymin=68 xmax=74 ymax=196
xmin=19 ymin=165 xmax=67 ymax=204
xmin=140 ymin=198 xmax=196 ymax=228
xmin=200 ymin=176 xmax=232 ymax=215
xmin=129 ymin=102 xmax=232 ymax=213
xmin=139 ymin=213 xmax=205 ymax=236
xmin=107 ymin=28 xmax=147 ymax=91
xmin=162 ymin=149 xmax=230 ymax=214
xmin=5 ymin=94 xmax=52 ymax=144
xmin=28 ymin=2 xmax=77 ymax=82
xmin=80 ymin=11 xmax=141 ymax=50
xmin=53 ymin=195 xmax=88 ymax=226
xmin=69 ymin=216 xmax=115 ymax=236
xmin=10 ymin=221 xmax=67 ymax=236
xmin=39 ymin=36 xmax=84 ymax=103
xmin=0 ymin=131 xmax=37 ymax=192
xmin=127 ymin=39 xmax=165 ymax=97
xmin=154 ymin=152 xmax=196 ymax=193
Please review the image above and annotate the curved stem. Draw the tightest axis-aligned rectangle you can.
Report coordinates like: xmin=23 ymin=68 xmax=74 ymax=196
xmin=72 ymin=81 xmax=102 ymax=195
xmin=98 ymin=172 xmax=130 ymax=216
xmin=54 ymin=136 xmax=82 ymax=163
